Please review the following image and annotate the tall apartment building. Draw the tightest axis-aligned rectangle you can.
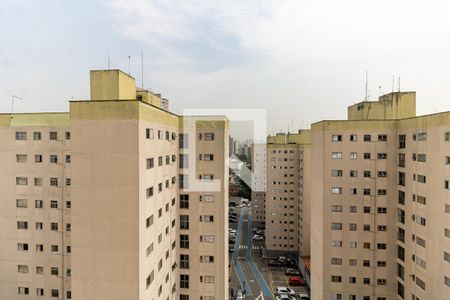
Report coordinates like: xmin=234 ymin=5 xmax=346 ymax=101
xmin=0 ymin=69 xmax=229 ymax=300
xmin=265 ymin=131 xmax=311 ymax=257
xmin=311 ymin=91 xmax=450 ymax=300
xmin=251 ymin=143 xmax=266 ymax=227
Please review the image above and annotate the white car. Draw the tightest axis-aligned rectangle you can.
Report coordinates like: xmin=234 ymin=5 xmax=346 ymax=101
xmin=253 ymin=234 xmax=264 ymax=241
xmin=298 ymin=294 xmax=310 ymax=300
xmin=274 ymin=287 xmax=295 ymax=296
xmin=275 ymin=295 xmax=296 ymax=300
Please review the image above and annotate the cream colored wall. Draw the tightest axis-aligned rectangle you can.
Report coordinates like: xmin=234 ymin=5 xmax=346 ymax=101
xmin=70 ymin=108 xmax=140 ymax=299
xmin=0 ymin=124 xmax=71 ymax=300
xmin=177 ymin=119 xmax=229 ymax=299
xmin=396 ymin=123 xmax=450 ymax=300
xmin=299 ymin=145 xmax=310 ymax=256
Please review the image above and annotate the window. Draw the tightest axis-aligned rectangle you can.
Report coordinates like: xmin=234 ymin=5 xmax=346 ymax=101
xmin=18 ymin=287 xmax=29 ymax=295
xmin=204 ymin=133 xmax=215 ymax=141
xmin=203 ymin=154 xmax=214 ymax=161
xmin=332 ymin=169 xmax=343 ymax=177
xmin=33 ymin=132 xmax=42 ymax=140
xmin=16 ymin=199 xmax=27 ymax=208
xmin=146 ymin=158 xmax=154 ymax=169
xmin=202 ymin=174 xmax=214 ymax=181
xmin=202 ymin=195 xmax=214 ymax=202
xmin=445 ymin=132 xmax=450 ymax=141
xmin=51 ymin=267 xmax=59 ymax=276
xmin=50 ymin=178 xmax=58 ymax=186
xmin=200 ymin=256 xmax=214 ymax=263
xmin=349 ymin=206 xmax=357 ymax=213
xmin=377 ymin=207 xmax=387 ymax=214
xmin=180 ymin=254 xmax=189 ymax=269
xmin=51 ymin=223 xmax=58 ymax=231
xmin=378 ymin=134 xmax=387 ymax=141
xmin=158 ymin=156 xmax=163 ymax=166
xmin=364 ymin=152 xmax=371 ymax=159
xmin=18 ymin=265 xmax=29 ymax=273
xmin=51 ymin=289 xmax=59 ymax=298
xmin=35 ymin=200 xmax=43 ymax=208
xmin=331 ymin=240 xmax=342 ymax=247
xmin=166 ymin=155 xmax=170 ymax=165
xmin=332 ymin=152 xmax=342 ymax=159
xmin=16 ymin=132 xmax=27 ymax=140
xmin=363 ymin=134 xmax=371 ymax=142
xmin=200 ymin=235 xmax=214 ymax=243
xmin=180 ymin=215 xmax=189 ymax=229
xmin=65 ymin=178 xmax=71 ymax=186
xmin=415 ymin=276 xmax=426 ymax=291
xmin=50 ymin=200 xmax=58 ymax=208
xmin=331 ymin=258 xmax=342 ymax=265
xmin=16 ymin=177 xmax=28 ymax=185
xmin=349 ymin=152 xmax=357 ymax=159
xmin=179 ymin=133 xmax=188 ymax=148
xmin=331 ymin=223 xmax=342 ymax=230
xmin=202 ymin=215 xmax=214 ymax=222
xmin=36 ymin=288 xmax=44 ymax=296
xmin=146 ymin=243 xmax=154 ymax=256
xmin=180 ymin=235 xmax=189 ymax=248
xmin=146 ymin=128 xmax=154 ymax=139
xmin=331 ymin=134 xmax=342 ymax=142
xmin=33 ymin=177 xmax=42 ymax=186
xmin=146 ymin=215 xmax=154 ymax=228
xmin=445 ymin=180 xmax=449 ymax=190
xmin=377 ymin=189 xmax=387 ymax=195
xmin=165 ymin=131 xmax=170 ymax=140
xmin=180 ymin=274 xmax=189 ymax=289
xmin=50 ymin=155 xmax=58 ymax=163
xmin=49 ymin=132 xmax=57 ymax=140
xmin=377 ymin=243 xmax=387 ymax=250
xmin=416 ymin=174 xmax=426 ymax=183
xmin=377 ymin=171 xmax=387 ymax=177
xmin=350 ymin=134 xmax=357 ymax=142
xmin=375 ymin=153 xmax=387 ymax=161
xmin=146 ymin=187 xmax=154 ymax=198
xmin=363 ymin=278 xmax=370 ymax=285
xmin=180 ymin=154 xmax=188 ymax=168
xmin=50 ymin=245 xmax=58 ymax=252
xmin=35 ymin=154 xmax=43 ymax=163
xmin=16 ymin=154 xmax=27 ymax=163
xmin=349 ymin=259 xmax=357 ymax=266
xmin=178 ymin=194 xmax=189 ymax=209
xmin=398 ymin=172 xmax=405 ymax=186
xmin=446 ymin=156 xmax=450 ymax=165
xmin=146 ymin=270 xmax=154 ymax=289
xmin=349 ymin=170 xmax=357 ymax=177
xmin=331 ymin=275 xmax=342 ymax=282
xmin=331 ymin=187 xmax=342 ymax=194
xmin=179 ymin=174 xmax=188 ymax=189
xmin=399 ymin=134 xmax=406 ymax=148
xmin=201 ymin=276 xmax=215 ymax=284
xmin=331 ymin=205 xmax=342 ymax=212
xmin=17 ymin=221 xmax=28 ymax=229
xmin=349 ymin=223 xmax=357 ymax=231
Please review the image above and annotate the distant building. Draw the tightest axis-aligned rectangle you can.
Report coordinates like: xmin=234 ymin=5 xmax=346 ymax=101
xmin=251 ymin=143 xmax=267 ymax=227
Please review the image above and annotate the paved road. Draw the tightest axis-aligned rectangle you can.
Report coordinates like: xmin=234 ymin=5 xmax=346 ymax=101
xmin=231 ymin=207 xmax=272 ymax=299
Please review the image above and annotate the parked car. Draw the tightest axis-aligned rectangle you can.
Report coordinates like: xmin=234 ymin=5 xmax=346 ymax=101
xmin=246 ymin=203 xmax=251 ymax=207
xmin=229 ymin=237 xmax=236 ymax=244
xmin=253 ymin=234 xmax=263 ymax=241
xmin=228 ymin=245 xmax=234 ymax=252
xmin=275 ymin=295 xmax=296 ymax=300
xmin=278 ymin=256 xmax=287 ymax=263
xmin=229 ymin=218 xmax=237 ymax=223
xmin=268 ymin=259 xmax=282 ymax=267
xmin=285 ymin=268 xmax=300 ymax=276
xmin=235 ymin=289 xmax=244 ymax=300
xmin=298 ymin=293 xmax=310 ymax=300
xmin=288 ymin=277 xmax=306 ymax=286
xmin=274 ymin=286 xmax=295 ymax=296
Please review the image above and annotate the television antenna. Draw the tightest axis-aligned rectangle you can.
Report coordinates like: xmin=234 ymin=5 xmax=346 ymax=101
xmin=11 ymin=95 xmax=23 ymax=118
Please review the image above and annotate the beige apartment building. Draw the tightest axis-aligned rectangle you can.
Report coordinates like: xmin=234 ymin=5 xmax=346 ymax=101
xmin=0 ymin=69 xmax=229 ymax=300
xmin=311 ymin=92 xmax=450 ymax=300
xmin=265 ymin=131 xmax=311 ymax=257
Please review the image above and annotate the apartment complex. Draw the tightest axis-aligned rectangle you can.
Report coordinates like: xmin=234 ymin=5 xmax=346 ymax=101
xmin=0 ymin=69 xmax=229 ymax=300
xmin=265 ymin=131 xmax=311 ymax=257
xmin=311 ymin=92 xmax=450 ymax=299
xmin=251 ymin=143 xmax=266 ymax=227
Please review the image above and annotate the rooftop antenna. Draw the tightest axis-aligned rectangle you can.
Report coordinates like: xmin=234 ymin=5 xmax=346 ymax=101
xmin=11 ymin=95 xmax=23 ymax=119
xmin=398 ymin=77 xmax=401 ymax=92
xmin=379 ymin=85 xmax=382 ymax=96
xmin=392 ymin=75 xmax=395 ymax=93
xmin=365 ymin=71 xmax=369 ymax=101
xmin=128 ymin=56 xmax=131 ymax=75
xmin=107 ymin=54 xmax=111 ymax=69
xmin=141 ymin=50 xmax=144 ymax=89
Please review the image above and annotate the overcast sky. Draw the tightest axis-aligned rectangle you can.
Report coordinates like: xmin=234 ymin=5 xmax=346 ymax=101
xmin=1 ymin=0 xmax=450 ymax=140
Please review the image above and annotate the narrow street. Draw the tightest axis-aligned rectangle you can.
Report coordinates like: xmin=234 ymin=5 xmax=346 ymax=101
xmin=230 ymin=207 xmax=272 ymax=299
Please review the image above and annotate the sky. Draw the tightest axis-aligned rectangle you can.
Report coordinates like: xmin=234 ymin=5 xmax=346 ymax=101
xmin=1 ymin=0 xmax=450 ymax=140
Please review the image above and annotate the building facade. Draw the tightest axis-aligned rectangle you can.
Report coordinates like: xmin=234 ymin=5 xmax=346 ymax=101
xmin=0 ymin=69 xmax=229 ymax=300
xmin=265 ymin=131 xmax=311 ymax=257
xmin=251 ymin=143 xmax=266 ymax=227
xmin=311 ymin=92 xmax=450 ymax=300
